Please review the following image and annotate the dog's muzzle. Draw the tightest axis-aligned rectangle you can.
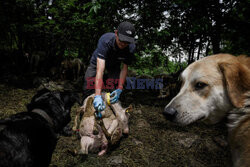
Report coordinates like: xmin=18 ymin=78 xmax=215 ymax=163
xmin=163 ymin=106 xmax=177 ymax=121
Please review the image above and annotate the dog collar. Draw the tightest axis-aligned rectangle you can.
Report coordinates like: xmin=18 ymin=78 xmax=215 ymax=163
xmin=32 ymin=109 xmax=54 ymax=127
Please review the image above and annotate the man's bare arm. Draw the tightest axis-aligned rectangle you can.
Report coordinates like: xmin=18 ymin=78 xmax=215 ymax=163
xmin=95 ymin=58 xmax=105 ymax=95
xmin=118 ymin=63 xmax=128 ymax=90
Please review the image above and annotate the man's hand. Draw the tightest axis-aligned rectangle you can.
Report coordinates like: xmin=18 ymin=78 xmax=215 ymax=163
xmin=93 ymin=95 xmax=106 ymax=111
xmin=110 ymin=89 xmax=122 ymax=104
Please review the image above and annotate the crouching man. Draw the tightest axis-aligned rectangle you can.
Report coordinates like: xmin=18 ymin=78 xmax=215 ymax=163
xmin=83 ymin=21 xmax=136 ymax=115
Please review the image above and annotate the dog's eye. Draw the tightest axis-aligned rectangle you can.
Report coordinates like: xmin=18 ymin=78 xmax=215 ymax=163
xmin=195 ymin=82 xmax=207 ymax=90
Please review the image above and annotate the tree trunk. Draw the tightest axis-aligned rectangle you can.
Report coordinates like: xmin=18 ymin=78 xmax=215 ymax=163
xmin=197 ymin=37 xmax=202 ymax=60
xmin=211 ymin=0 xmax=221 ymax=54
xmin=188 ymin=40 xmax=195 ymax=65
xmin=205 ymin=41 xmax=211 ymax=56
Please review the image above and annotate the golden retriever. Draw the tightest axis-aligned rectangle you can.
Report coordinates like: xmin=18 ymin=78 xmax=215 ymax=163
xmin=163 ymin=54 xmax=250 ymax=167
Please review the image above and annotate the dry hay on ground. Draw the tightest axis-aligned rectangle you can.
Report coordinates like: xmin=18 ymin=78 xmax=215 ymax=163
xmin=0 ymin=84 xmax=231 ymax=167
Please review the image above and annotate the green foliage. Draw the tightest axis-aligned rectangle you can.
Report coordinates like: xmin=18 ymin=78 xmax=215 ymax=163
xmin=64 ymin=49 xmax=78 ymax=58
xmin=130 ymin=46 xmax=187 ymax=76
xmin=0 ymin=0 xmax=249 ymax=73
xmin=130 ymin=58 xmax=186 ymax=77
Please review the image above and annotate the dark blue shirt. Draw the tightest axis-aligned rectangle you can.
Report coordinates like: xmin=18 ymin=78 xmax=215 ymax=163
xmin=90 ymin=33 xmax=136 ymax=70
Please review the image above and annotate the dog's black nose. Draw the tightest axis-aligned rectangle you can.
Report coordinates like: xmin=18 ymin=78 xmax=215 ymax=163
xmin=163 ymin=107 xmax=177 ymax=121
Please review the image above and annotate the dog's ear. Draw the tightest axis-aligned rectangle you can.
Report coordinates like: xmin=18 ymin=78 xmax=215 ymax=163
xmin=219 ymin=60 xmax=250 ymax=108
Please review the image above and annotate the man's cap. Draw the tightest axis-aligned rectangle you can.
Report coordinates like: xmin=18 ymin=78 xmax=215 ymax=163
xmin=117 ymin=22 xmax=135 ymax=43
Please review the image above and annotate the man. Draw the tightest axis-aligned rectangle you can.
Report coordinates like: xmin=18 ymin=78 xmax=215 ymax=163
xmin=83 ymin=21 xmax=136 ymax=116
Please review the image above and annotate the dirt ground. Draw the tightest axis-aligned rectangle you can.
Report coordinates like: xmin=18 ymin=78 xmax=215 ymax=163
xmin=0 ymin=83 xmax=231 ymax=167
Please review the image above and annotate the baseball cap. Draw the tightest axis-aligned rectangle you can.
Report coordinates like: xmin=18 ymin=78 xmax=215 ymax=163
xmin=117 ymin=22 xmax=135 ymax=43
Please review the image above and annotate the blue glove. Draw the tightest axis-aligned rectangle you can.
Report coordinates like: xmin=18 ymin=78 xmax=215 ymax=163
xmin=110 ymin=89 xmax=122 ymax=104
xmin=93 ymin=95 xmax=106 ymax=112
xmin=95 ymin=111 xmax=103 ymax=119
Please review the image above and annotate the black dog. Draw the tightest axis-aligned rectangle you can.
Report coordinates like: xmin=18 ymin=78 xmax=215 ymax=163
xmin=0 ymin=89 xmax=79 ymax=167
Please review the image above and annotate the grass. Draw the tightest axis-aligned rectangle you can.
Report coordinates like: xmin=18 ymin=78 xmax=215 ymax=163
xmin=0 ymin=83 xmax=231 ymax=167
